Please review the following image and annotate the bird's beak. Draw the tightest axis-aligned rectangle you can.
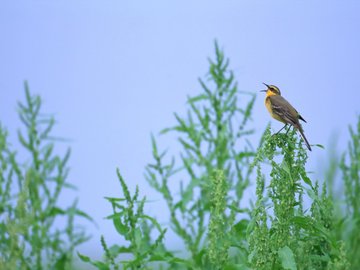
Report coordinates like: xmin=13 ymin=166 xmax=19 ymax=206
xmin=260 ymin=82 xmax=270 ymax=92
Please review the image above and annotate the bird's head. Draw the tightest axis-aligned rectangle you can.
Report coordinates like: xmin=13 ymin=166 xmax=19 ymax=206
xmin=260 ymin=83 xmax=281 ymax=96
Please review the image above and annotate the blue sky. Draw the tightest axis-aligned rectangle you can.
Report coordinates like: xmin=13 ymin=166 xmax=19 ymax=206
xmin=1 ymin=0 xmax=360 ymax=264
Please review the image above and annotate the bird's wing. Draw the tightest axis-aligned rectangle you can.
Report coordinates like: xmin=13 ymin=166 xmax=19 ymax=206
xmin=269 ymin=95 xmax=301 ymax=127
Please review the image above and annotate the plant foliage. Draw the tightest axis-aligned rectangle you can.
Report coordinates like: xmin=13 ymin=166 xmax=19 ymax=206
xmin=0 ymin=82 xmax=91 ymax=270
xmin=2 ymin=43 xmax=360 ymax=270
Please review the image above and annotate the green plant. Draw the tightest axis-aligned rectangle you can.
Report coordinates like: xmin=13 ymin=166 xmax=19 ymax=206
xmin=79 ymin=41 xmax=359 ymax=270
xmin=0 ymin=82 xmax=91 ymax=270
xmin=78 ymin=169 xmax=172 ymax=270
xmin=81 ymin=42 xmax=257 ymax=269
xmin=248 ymin=128 xmax=349 ymax=269
xmin=339 ymin=115 xmax=360 ymax=269
xmin=207 ymin=169 xmax=230 ymax=269
xmin=145 ymin=41 xmax=256 ymax=269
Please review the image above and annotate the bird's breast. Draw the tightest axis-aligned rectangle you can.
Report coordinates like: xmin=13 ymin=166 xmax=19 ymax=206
xmin=264 ymin=97 xmax=272 ymax=114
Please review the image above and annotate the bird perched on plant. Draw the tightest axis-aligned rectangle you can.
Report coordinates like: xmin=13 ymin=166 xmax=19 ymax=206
xmin=261 ymin=83 xmax=311 ymax=151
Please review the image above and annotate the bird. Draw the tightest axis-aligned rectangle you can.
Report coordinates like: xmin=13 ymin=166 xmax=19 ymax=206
xmin=261 ymin=83 xmax=312 ymax=151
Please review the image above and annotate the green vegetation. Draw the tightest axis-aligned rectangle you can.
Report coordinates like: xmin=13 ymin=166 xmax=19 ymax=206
xmin=0 ymin=83 xmax=91 ymax=269
xmin=339 ymin=117 xmax=360 ymax=268
xmin=1 ymin=43 xmax=360 ymax=269
xmin=249 ymin=128 xmax=348 ymax=269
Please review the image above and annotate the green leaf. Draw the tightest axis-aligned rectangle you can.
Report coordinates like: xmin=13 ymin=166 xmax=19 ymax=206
xmin=141 ymin=214 xmax=164 ymax=233
xmin=134 ymin=227 xmax=142 ymax=247
xmin=74 ymin=208 xmax=95 ymax=223
xmin=300 ymin=170 xmax=313 ymax=187
xmin=314 ymin=144 xmax=325 ymax=149
xmin=104 ymin=196 xmax=126 ymax=202
xmin=278 ymin=246 xmax=297 ymax=270
xmin=232 ymin=219 xmax=249 ymax=235
xmin=281 ymin=161 xmax=291 ymax=176
xmin=187 ymin=93 xmax=208 ymax=103
xmin=236 ymin=151 xmax=256 ymax=160
xmin=54 ymin=253 xmax=67 ymax=270
xmin=78 ymin=252 xmax=111 ymax=270
xmin=77 ymin=252 xmax=91 ymax=263
xmin=246 ymin=219 xmax=256 ymax=240
xmin=48 ymin=207 xmax=66 ymax=217
xmin=292 ymin=216 xmax=312 ymax=230
xmin=17 ymin=130 xmax=30 ymax=150
xmin=112 ymin=215 xmax=128 ymax=236
xmin=227 ymin=204 xmax=248 ymax=214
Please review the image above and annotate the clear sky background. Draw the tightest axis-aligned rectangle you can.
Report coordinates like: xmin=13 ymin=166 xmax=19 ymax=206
xmin=1 ymin=0 xmax=360 ymax=266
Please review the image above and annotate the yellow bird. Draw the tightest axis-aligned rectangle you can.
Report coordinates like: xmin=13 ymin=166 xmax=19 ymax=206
xmin=261 ymin=83 xmax=311 ymax=151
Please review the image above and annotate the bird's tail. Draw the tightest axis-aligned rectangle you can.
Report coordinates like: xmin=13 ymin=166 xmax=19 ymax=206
xmin=298 ymin=128 xmax=312 ymax=151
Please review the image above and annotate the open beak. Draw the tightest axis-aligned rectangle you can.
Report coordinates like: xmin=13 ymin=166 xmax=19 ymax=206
xmin=260 ymin=82 xmax=270 ymax=92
